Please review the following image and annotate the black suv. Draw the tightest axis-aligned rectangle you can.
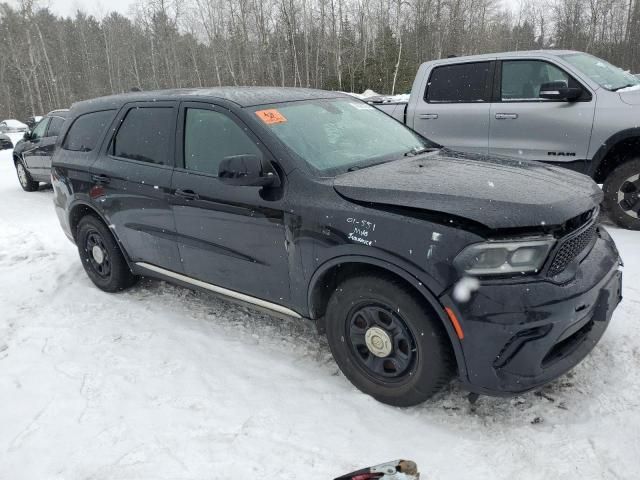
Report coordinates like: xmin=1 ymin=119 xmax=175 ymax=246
xmin=51 ymin=88 xmax=622 ymax=406
xmin=13 ymin=109 xmax=68 ymax=191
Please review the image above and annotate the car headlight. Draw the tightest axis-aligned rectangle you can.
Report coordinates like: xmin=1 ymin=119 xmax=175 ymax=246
xmin=454 ymin=237 xmax=555 ymax=276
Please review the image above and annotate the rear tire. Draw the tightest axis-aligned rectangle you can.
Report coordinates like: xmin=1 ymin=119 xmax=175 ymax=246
xmin=325 ymin=275 xmax=454 ymax=406
xmin=15 ymin=159 xmax=39 ymax=192
xmin=603 ymin=159 xmax=640 ymax=230
xmin=76 ymin=215 xmax=138 ymax=292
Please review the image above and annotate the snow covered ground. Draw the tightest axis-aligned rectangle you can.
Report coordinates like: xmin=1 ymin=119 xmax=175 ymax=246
xmin=0 ymin=148 xmax=639 ymax=480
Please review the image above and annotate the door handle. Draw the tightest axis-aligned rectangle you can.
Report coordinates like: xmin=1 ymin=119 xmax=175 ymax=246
xmin=91 ymin=174 xmax=110 ymax=184
xmin=419 ymin=113 xmax=439 ymax=119
xmin=174 ymin=189 xmax=199 ymax=200
xmin=495 ymin=113 xmax=518 ymax=120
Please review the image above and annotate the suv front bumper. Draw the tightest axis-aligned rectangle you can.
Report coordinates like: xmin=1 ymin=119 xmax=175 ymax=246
xmin=442 ymin=226 xmax=622 ymax=396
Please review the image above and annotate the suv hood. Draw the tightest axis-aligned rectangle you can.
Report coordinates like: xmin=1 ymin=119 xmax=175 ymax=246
xmin=333 ymin=150 xmax=602 ymax=230
xmin=619 ymin=88 xmax=640 ymax=105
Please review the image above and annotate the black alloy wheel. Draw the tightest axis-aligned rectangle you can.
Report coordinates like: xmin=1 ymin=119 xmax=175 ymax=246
xmin=603 ymin=159 xmax=640 ymax=230
xmin=325 ymin=275 xmax=454 ymax=407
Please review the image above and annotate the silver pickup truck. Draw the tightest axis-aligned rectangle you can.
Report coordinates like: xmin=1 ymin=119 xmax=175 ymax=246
xmin=372 ymin=50 xmax=640 ymax=230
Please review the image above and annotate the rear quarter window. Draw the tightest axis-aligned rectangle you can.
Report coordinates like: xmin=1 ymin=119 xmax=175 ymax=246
xmin=62 ymin=110 xmax=115 ymax=152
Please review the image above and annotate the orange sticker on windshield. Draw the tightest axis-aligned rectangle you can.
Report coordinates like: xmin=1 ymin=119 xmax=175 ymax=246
xmin=255 ymin=109 xmax=287 ymax=125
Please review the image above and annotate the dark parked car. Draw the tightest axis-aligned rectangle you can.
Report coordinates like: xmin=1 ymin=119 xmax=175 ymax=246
xmin=0 ymin=133 xmax=12 ymax=150
xmin=51 ymin=88 xmax=622 ymax=406
xmin=13 ymin=109 xmax=68 ymax=191
xmin=0 ymin=118 xmax=28 ymax=148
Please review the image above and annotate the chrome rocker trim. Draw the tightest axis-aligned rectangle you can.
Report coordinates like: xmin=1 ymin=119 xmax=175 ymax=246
xmin=135 ymin=262 xmax=302 ymax=319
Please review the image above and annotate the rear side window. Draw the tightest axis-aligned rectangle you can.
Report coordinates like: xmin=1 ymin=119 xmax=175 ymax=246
xmin=112 ymin=107 xmax=174 ymax=165
xmin=63 ymin=110 xmax=114 ymax=152
xmin=426 ymin=62 xmax=492 ymax=103
xmin=183 ymin=108 xmax=262 ymax=176
xmin=47 ymin=116 xmax=64 ymax=137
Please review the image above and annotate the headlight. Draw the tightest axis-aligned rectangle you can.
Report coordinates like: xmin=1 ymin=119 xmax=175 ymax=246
xmin=454 ymin=237 xmax=555 ymax=276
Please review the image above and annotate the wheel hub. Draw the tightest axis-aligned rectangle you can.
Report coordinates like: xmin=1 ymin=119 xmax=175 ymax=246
xmin=92 ymin=245 xmax=105 ymax=264
xmin=365 ymin=326 xmax=393 ymax=357
xmin=347 ymin=304 xmax=417 ymax=380
xmin=618 ymin=174 xmax=640 ymax=219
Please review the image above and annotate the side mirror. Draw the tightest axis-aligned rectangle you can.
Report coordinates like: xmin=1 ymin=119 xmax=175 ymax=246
xmin=539 ymin=81 xmax=582 ymax=101
xmin=23 ymin=130 xmax=31 ymax=140
xmin=218 ymin=154 xmax=279 ymax=187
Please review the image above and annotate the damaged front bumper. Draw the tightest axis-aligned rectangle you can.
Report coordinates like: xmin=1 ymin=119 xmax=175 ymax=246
xmin=440 ymin=226 xmax=623 ymax=396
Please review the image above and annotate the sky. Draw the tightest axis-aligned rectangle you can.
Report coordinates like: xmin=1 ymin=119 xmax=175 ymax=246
xmin=9 ymin=0 xmax=136 ymax=18
xmin=10 ymin=0 xmax=522 ymax=19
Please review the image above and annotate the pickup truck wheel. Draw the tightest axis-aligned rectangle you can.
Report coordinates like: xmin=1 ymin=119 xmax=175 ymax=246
xmin=15 ymin=160 xmax=39 ymax=192
xmin=603 ymin=159 xmax=640 ymax=230
xmin=76 ymin=215 xmax=138 ymax=292
xmin=325 ymin=275 xmax=454 ymax=406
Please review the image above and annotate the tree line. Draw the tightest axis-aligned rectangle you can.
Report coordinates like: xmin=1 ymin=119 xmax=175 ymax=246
xmin=1 ymin=0 xmax=639 ymax=120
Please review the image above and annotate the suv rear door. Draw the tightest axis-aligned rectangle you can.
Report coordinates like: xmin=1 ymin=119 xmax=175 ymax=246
xmin=411 ymin=60 xmax=494 ymax=154
xmin=90 ymin=101 xmax=183 ymax=273
xmin=170 ymin=101 xmax=290 ymax=305
xmin=489 ymin=58 xmax=595 ymax=168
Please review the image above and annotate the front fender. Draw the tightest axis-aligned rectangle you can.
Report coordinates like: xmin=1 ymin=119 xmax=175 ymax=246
xmin=589 ymin=127 xmax=640 ymax=179
xmin=307 ymin=253 xmax=468 ymax=378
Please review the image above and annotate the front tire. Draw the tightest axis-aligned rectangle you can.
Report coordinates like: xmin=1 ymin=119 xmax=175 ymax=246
xmin=325 ymin=275 xmax=454 ymax=406
xmin=15 ymin=159 xmax=39 ymax=192
xmin=603 ymin=159 xmax=640 ymax=230
xmin=76 ymin=215 xmax=138 ymax=292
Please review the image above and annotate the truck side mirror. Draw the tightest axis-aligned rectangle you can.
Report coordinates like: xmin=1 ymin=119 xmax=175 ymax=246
xmin=539 ymin=81 xmax=582 ymax=101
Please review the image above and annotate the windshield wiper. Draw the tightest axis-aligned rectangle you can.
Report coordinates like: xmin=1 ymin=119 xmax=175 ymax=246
xmin=347 ymin=147 xmax=439 ymax=171
xmin=347 ymin=160 xmax=390 ymax=172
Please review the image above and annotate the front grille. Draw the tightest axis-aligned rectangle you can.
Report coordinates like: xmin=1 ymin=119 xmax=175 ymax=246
xmin=547 ymin=223 xmax=597 ymax=276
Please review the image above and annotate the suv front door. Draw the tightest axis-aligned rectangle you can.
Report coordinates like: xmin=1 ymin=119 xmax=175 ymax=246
xmin=411 ymin=60 xmax=494 ymax=154
xmin=91 ymin=102 xmax=183 ymax=273
xmin=489 ymin=59 xmax=595 ymax=168
xmin=170 ymin=101 xmax=290 ymax=305
xmin=21 ymin=117 xmax=51 ymax=178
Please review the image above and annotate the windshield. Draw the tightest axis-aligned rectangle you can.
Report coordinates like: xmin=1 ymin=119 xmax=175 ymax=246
xmin=561 ymin=53 xmax=640 ymax=91
xmin=251 ymin=98 xmax=437 ymax=175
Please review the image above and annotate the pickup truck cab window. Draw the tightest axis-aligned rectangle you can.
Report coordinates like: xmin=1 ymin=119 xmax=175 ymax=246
xmin=251 ymin=98 xmax=434 ymax=175
xmin=425 ymin=62 xmax=492 ymax=103
xmin=500 ymin=59 xmax=588 ymax=101
xmin=184 ymin=108 xmax=262 ymax=176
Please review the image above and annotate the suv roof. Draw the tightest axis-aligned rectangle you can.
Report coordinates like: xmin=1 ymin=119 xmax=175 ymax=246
xmin=70 ymin=87 xmax=348 ymax=115
xmin=47 ymin=109 xmax=69 ymax=117
xmin=424 ymin=49 xmax=581 ymax=65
